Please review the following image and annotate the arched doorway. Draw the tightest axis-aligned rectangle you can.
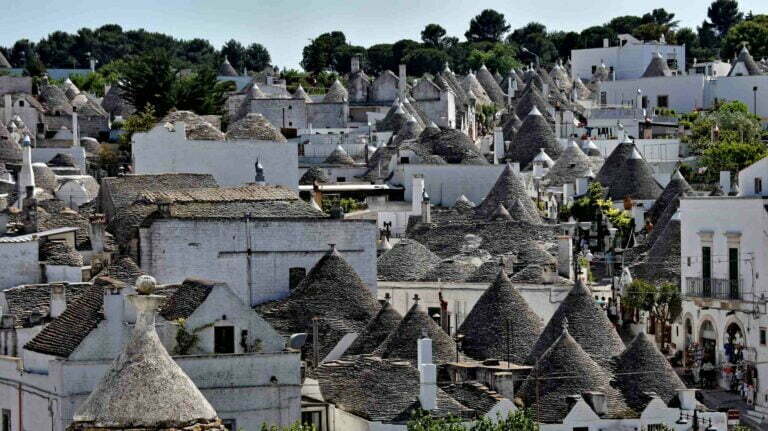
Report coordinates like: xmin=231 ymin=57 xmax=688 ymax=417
xmin=725 ymin=321 xmax=746 ymax=363
xmin=699 ymin=320 xmax=717 ymax=365
xmin=685 ymin=318 xmax=693 ymax=348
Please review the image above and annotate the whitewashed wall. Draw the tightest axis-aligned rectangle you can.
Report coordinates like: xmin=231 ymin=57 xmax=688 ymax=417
xmin=31 ymin=147 xmax=87 ymax=174
xmin=0 ymin=240 xmax=40 ymax=290
xmin=395 ymin=164 xmax=507 ymax=207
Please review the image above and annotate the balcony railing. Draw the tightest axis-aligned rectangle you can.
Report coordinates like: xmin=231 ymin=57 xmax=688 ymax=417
xmin=685 ymin=277 xmax=743 ymax=300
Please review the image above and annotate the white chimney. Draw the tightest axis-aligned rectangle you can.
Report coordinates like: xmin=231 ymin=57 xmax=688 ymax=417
xmin=89 ymin=214 xmax=107 ymax=254
xmin=16 ymin=135 xmax=34 ymax=209
xmin=575 ymin=176 xmax=589 ymax=195
xmin=351 ymin=56 xmax=360 ymax=74
xmin=104 ymin=284 xmax=125 ymax=353
xmin=89 ymin=58 xmax=97 ymax=72
xmin=72 ymin=110 xmax=80 ymax=147
xmin=603 ymin=38 xmax=609 ymax=48
xmin=509 ymin=162 xmax=520 ymax=175
xmin=50 ymin=283 xmax=67 ymax=318
xmin=493 ymin=372 xmax=515 ymax=400
xmin=719 ymin=171 xmax=731 ymax=195
xmin=398 ymin=64 xmax=407 ymax=100
xmin=557 ymin=235 xmax=573 ymax=279
xmin=676 ymin=388 xmax=698 ymax=411
xmin=418 ymin=337 xmax=437 ymax=411
xmin=412 ymin=175 xmax=425 ymax=215
xmin=421 ymin=189 xmax=431 ymax=224
xmin=493 ymin=127 xmax=504 ymax=164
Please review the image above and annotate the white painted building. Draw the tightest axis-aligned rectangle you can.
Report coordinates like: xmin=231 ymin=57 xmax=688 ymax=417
xmin=571 ymin=35 xmax=685 ymax=82
xmin=132 ymin=122 xmax=299 ymax=188
xmin=674 ymin=156 xmax=768 ymax=422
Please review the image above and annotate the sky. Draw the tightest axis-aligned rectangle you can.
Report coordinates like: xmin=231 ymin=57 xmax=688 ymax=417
xmin=0 ymin=0 xmax=764 ymax=69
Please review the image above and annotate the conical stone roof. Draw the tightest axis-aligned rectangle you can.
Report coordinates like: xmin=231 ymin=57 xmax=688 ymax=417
xmin=70 ymin=288 xmax=222 ymax=429
xmin=605 ymin=148 xmax=662 ymax=201
xmin=462 ymin=73 xmax=493 ymax=106
xmin=346 ymin=300 xmax=403 ymax=355
xmin=377 ymin=239 xmax=441 ymax=281
xmin=502 ymin=112 xmax=522 ymax=142
xmin=515 ymin=84 xmax=554 ymax=123
xmin=293 ymin=85 xmax=313 ymax=102
xmin=631 ymin=216 xmax=681 ymax=286
xmin=324 ymin=145 xmax=356 ymax=165
xmin=729 ymin=46 xmax=763 ymax=76
xmin=476 ymin=65 xmax=507 ymax=106
xmin=527 ymin=280 xmax=625 ymax=366
xmin=614 ymin=332 xmax=686 ymax=411
xmin=508 ymin=199 xmax=539 ymax=223
xmin=458 ymin=268 xmax=542 ymax=360
xmin=543 ymin=141 xmax=593 ymax=187
xmin=392 ymin=118 xmax=422 ymax=147
xmin=374 ymin=300 xmax=457 ymax=363
xmin=519 ymin=321 xmax=628 ymax=423
xmin=323 ymin=80 xmax=349 ymax=103
xmin=0 ymin=51 xmax=11 ymax=68
xmin=300 ymin=166 xmax=330 ymax=185
xmin=476 ymin=163 xmax=541 ymax=223
xmin=647 ymin=171 xmax=692 ymax=223
xmin=573 ymin=77 xmax=591 ymax=100
xmin=642 ymin=53 xmax=672 ymax=78
xmin=489 ymin=203 xmax=513 ymax=221
xmin=226 ymin=113 xmax=287 ymax=142
xmin=507 ymin=107 xmax=561 ymax=167
xmin=218 ymin=58 xmax=238 ymax=77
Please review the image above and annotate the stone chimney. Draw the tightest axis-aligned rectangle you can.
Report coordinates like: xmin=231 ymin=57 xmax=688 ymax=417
xmin=22 ymin=185 xmax=38 ymax=234
xmin=582 ymin=391 xmax=607 ymax=415
xmin=421 ymin=188 xmax=431 ymax=224
xmin=493 ymin=372 xmax=515 ymax=400
xmin=3 ymin=94 xmax=11 ymax=123
xmin=603 ymin=38 xmax=609 ymax=48
xmin=575 ymin=176 xmax=589 ymax=196
xmin=493 ymin=127 xmax=505 ymax=164
xmin=17 ymin=135 xmax=34 ymax=209
xmin=103 ymin=279 xmax=126 ymax=354
xmin=398 ymin=64 xmax=407 ymax=101
xmin=89 ymin=214 xmax=107 ymax=254
xmin=418 ymin=337 xmax=437 ymax=411
xmin=565 ymin=395 xmax=581 ymax=412
xmin=351 ymin=56 xmax=360 ymax=74
xmin=72 ymin=110 xmax=80 ymax=147
xmin=50 ymin=283 xmax=67 ymax=319
xmin=719 ymin=171 xmax=731 ymax=195
xmin=557 ymin=236 xmax=573 ymax=280
xmin=676 ymin=388 xmax=698 ymax=411
xmin=254 ymin=157 xmax=266 ymax=185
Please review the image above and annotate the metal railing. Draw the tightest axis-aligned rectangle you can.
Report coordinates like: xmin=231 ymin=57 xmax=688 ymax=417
xmin=685 ymin=277 xmax=743 ymax=300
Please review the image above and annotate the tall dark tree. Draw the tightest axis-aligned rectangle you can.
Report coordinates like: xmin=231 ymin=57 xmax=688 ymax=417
xmin=508 ymin=22 xmax=558 ymax=64
xmin=403 ymin=48 xmax=450 ymax=76
xmin=421 ymin=24 xmax=447 ymax=48
xmin=9 ymin=39 xmax=35 ymax=67
xmin=245 ymin=43 xmax=271 ymax=71
xmin=221 ymin=39 xmax=247 ymax=71
xmin=173 ymin=66 xmax=232 ymax=115
xmin=550 ymin=31 xmax=582 ymax=60
xmin=465 ymin=9 xmax=510 ymax=43
xmin=641 ymin=8 xmax=679 ymax=29
xmin=391 ymin=39 xmax=421 ymax=67
xmin=607 ymin=16 xmax=643 ymax=35
xmin=118 ymin=49 xmax=177 ymax=115
xmin=707 ymin=0 xmax=743 ymax=36
xmin=36 ymin=31 xmax=77 ymax=68
xmin=580 ymin=26 xmax=617 ymax=48
xmin=301 ymin=31 xmax=347 ymax=73
xmin=332 ymin=44 xmax=367 ymax=74
xmin=181 ymin=38 xmax=218 ymax=66
xmin=366 ymin=43 xmax=395 ymax=74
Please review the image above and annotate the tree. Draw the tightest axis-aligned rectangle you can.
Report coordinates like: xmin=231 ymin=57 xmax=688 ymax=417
xmin=508 ymin=23 xmax=558 ymax=65
xmin=407 ymin=408 xmax=538 ymax=431
xmin=403 ymin=48 xmax=450 ymax=76
xmin=622 ymin=280 xmax=682 ymax=349
xmin=301 ymin=31 xmax=347 ymax=73
xmin=367 ymin=43 xmax=395 ymax=74
xmin=9 ymin=39 xmax=35 ymax=67
xmin=23 ymin=53 xmax=46 ymax=77
xmin=674 ymin=28 xmax=699 ymax=67
xmin=421 ymin=24 xmax=447 ymax=48
xmin=550 ymin=31 xmax=582 ymax=60
xmin=245 ymin=42 xmax=271 ymax=71
xmin=181 ymin=38 xmax=218 ymax=66
xmin=708 ymin=0 xmax=743 ymax=36
xmin=607 ymin=15 xmax=643 ymax=35
xmin=701 ymin=141 xmax=768 ymax=182
xmin=391 ymin=39 xmax=421 ymax=68
xmin=465 ymin=9 xmax=510 ymax=43
xmin=632 ymin=23 xmax=671 ymax=43
xmin=641 ymin=8 xmax=679 ymax=29
xmin=221 ymin=39 xmax=247 ymax=71
xmin=580 ymin=26 xmax=617 ymax=49
xmin=722 ymin=16 xmax=768 ymax=59
xmin=172 ymin=66 xmax=232 ymax=115
xmin=332 ymin=44 xmax=367 ymax=74
xmin=117 ymin=49 xmax=177 ymax=115
xmin=467 ymin=43 xmax=519 ymax=74
xmin=117 ymin=104 xmax=157 ymax=149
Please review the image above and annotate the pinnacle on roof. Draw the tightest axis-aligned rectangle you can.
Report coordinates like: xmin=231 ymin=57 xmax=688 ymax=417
xmin=532 ymin=147 xmax=555 ymax=167
xmin=526 ymin=279 xmax=625 ymax=367
xmin=293 ymin=84 xmax=313 ymax=102
xmin=69 ymin=279 xmax=223 ymax=430
xmin=729 ymin=45 xmax=763 ymax=76
xmin=519 ymin=320 xmax=628 ymax=423
xmin=345 ymin=300 xmax=403 ymax=355
xmin=374 ymin=296 xmax=457 ymax=363
xmin=515 ymin=83 xmax=554 ymax=123
xmin=596 ymin=140 xmax=662 ymax=201
xmin=475 ymin=163 xmax=542 ymax=223
xmin=488 ymin=202 xmax=513 ymax=221
xmin=581 ymin=138 xmax=602 ymax=156
xmin=226 ymin=113 xmax=287 ymax=142
xmin=630 ymin=214 xmax=681 ymax=286
xmin=323 ymin=80 xmax=349 ymax=103
xmin=459 ymin=267 xmax=543 ymax=361
xmin=324 ymin=144 xmax=356 ymax=165
xmin=614 ymin=332 xmax=686 ymax=411
xmin=506 ymin=107 xmax=561 ymax=167
xmin=475 ymin=63 xmax=507 ymax=106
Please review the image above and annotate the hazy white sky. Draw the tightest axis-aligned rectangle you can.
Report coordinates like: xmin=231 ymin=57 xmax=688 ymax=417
xmin=0 ymin=0 xmax=764 ymax=68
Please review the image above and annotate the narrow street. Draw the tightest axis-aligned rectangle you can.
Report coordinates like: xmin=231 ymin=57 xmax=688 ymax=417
xmin=699 ymin=389 xmax=768 ymax=430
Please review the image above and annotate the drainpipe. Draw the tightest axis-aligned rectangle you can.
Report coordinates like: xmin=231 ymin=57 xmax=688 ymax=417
xmin=18 ymin=382 xmax=23 ymax=431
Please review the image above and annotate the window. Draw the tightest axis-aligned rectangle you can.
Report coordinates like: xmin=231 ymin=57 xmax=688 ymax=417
xmin=289 ymin=267 xmax=306 ymax=290
xmin=642 ymin=96 xmax=649 ymax=109
xmin=400 ymin=156 xmax=410 ymax=164
xmin=427 ymin=307 xmax=442 ymax=325
xmin=649 ymin=424 xmax=666 ymax=431
xmin=729 ymin=248 xmax=739 ymax=299
xmin=336 ymin=176 xmax=346 ymax=182
xmin=657 ymin=95 xmax=669 ymax=108
xmin=214 ymin=326 xmax=235 ymax=354
xmin=761 ymin=328 xmax=766 ymax=346
xmin=702 ymin=246 xmax=712 ymax=296
xmin=600 ymin=91 xmax=607 ymax=105
xmin=289 ymin=121 xmax=293 ymax=127
xmin=18 ymin=100 xmax=24 ymax=107
xmin=573 ymin=427 xmax=589 ymax=431
xmin=302 ymin=411 xmax=323 ymax=431
xmin=222 ymin=419 xmax=237 ymax=431
xmin=591 ymin=65 xmax=597 ymax=74
xmin=288 ymin=105 xmax=293 ymax=110
xmin=755 ymin=177 xmax=763 ymax=194
xmin=2 ymin=409 xmax=9 ymax=431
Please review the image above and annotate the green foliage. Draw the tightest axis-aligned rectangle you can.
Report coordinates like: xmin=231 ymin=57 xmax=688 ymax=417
xmin=174 ymin=318 xmax=199 ymax=355
xmin=507 ymin=23 xmax=558 ymax=65
xmin=173 ymin=66 xmax=233 ymax=115
xmin=301 ymin=31 xmax=348 ymax=73
xmin=404 ymin=48 xmax=450 ymax=76
xmin=422 ymin=24 xmax=448 ymax=48
xmin=321 ymin=197 xmax=366 ymax=214
xmin=571 ymin=182 xmax=632 ymax=232
xmin=261 ymin=422 xmax=316 ymax=431
xmin=685 ymin=101 xmax=763 ymax=154
xmin=707 ymin=0 xmax=743 ymax=36
xmin=97 ymin=145 xmax=121 ymax=177
xmin=222 ymin=40 xmax=271 ymax=72
xmin=722 ymin=15 xmax=768 ymax=59
xmin=700 ymin=141 xmax=768 ymax=183
xmin=476 ymin=104 xmax=499 ymax=136
xmin=465 ymin=9 xmax=511 ymax=43
xmin=467 ymin=43 xmax=520 ymax=74
xmin=622 ymin=280 xmax=682 ymax=324
xmin=407 ymin=409 xmax=538 ymax=431
xmin=68 ymin=59 xmax=124 ymax=96
xmin=118 ymin=104 xmax=157 ymax=148
xmin=23 ymin=53 xmax=46 ymax=77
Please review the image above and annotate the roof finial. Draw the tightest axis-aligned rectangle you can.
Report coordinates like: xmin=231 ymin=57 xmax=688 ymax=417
xmin=413 ymin=293 xmax=420 ymax=304
xmin=561 ymin=316 xmax=569 ymax=334
xmin=384 ymin=292 xmax=391 ymax=303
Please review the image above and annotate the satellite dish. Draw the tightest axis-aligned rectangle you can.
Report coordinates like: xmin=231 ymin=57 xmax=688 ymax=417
xmin=289 ymin=333 xmax=308 ymax=350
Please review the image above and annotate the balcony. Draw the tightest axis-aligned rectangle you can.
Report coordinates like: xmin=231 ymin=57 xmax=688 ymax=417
xmin=685 ymin=277 xmax=743 ymax=300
